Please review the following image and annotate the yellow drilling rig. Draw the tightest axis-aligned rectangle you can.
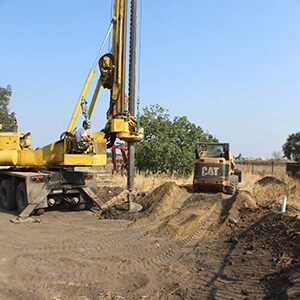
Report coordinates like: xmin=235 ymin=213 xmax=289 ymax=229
xmin=0 ymin=0 xmax=143 ymax=219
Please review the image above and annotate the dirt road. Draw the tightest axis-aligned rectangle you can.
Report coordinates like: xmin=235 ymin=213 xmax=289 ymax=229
xmin=0 ymin=179 xmax=299 ymax=300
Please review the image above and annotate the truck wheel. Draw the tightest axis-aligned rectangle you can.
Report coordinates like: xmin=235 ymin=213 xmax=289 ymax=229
xmin=16 ymin=182 xmax=28 ymax=212
xmin=0 ymin=179 xmax=16 ymax=210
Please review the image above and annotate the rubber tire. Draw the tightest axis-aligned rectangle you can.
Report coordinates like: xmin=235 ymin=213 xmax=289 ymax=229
xmin=235 ymin=175 xmax=239 ymax=192
xmin=16 ymin=182 xmax=28 ymax=213
xmin=234 ymin=169 xmax=242 ymax=182
xmin=0 ymin=179 xmax=16 ymax=210
xmin=227 ymin=175 xmax=238 ymax=195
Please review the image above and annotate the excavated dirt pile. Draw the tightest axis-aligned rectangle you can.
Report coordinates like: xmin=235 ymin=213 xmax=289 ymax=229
xmin=100 ymin=182 xmax=224 ymax=239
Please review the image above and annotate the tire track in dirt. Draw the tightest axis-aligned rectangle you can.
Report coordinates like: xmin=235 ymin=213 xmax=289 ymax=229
xmin=147 ymin=206 xmax=226 ymax=298
xmin=188 ymin=239 xmax=271 ymax=300
xmin=92 ymin=188 xmax=229 ymax=298
xmin=35 ymin=189 xmax=222 ymax=297
xmin=187 ymin=192 xmax=269 ymax=300
xmin=2 ymin=183 xmax=287 ymax=299
xmin=91 ymin=192 xmax=227 ymax=298
xmin=10 ymin=202 xmax=210 ymax=298
xmin=143 ymin=203 xmax=222 ymax=269
xmin=11 ymin=218 xmax=154 ymax=287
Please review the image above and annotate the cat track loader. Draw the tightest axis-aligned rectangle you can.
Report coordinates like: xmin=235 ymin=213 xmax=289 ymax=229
xmin=193 ymin=142 xmax=242 ymax=195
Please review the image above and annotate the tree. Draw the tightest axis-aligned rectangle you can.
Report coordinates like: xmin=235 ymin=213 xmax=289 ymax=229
xmin=135 ymin=104 xmax=217 ymax=177
xmin=282 ymin=132 xmax=300 ymax=161
xmin=271 ymin=150 xmax=282 ymax=161
xmin=0 ymin=85 xmax=16 ymax=129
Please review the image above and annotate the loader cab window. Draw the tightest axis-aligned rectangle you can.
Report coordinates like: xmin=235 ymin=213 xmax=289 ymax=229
xmin=198 ymin=144 xmax=227 ymax=159
xmin=207 ymin=145 xmax=224 ymax=155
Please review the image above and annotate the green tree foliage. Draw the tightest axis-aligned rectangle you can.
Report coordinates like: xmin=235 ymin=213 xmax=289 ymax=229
xmin=135 ymin=104 xmax=217 ymax=177
xmin=0 ymin=85 xmax=16 ymax=129
xmin=282 ymin=132 xmax=300 ymax=161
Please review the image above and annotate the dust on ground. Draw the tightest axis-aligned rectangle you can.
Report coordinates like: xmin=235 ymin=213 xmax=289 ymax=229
xmin=0 ymin=175 xmax=299 ymax=299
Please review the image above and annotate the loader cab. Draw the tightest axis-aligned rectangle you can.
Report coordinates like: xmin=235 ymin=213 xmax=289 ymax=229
xmin=193 ymin=142 xmax=241 ymax=194
xmin=195 ymin=142 xmax=230 ymax=160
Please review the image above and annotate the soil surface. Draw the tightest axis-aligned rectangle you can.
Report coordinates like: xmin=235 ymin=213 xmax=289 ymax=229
xmin=0 ymin=177 xmax=300 ymax=300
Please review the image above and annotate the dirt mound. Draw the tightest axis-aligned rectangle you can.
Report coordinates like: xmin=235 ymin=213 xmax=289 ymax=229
xmin=99 ymin=181 xmax=190 ymax=223
xmin=219 ymin=190 xmax=258 ymax=231
xmin=99 ymin=182 xmax=227 ymax=239
xmin=153 ymin=192 xmax=222 ymax=239
xmin=99 ymin=183 xmax=260 ymax=240
xmin=252 ymin=213 xmax=300 ymax=267
xmin=253 ymin=176 xmax=289 ymax=208
xmin=230 ymin=210 xmax=300 ymax=299
xmin=130 ymin=182 xmax=190 ymax=228
xmin=138 ymin=181 xmax=186 ymax=212
xmin=257 ymin=176 xmax=286 ymax=186
xmin=236 ymin=189 xmax=258 ymax=209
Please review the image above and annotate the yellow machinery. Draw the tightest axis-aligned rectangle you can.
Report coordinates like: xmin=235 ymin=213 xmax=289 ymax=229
xmin=0 ymin=0 xmax=143 ymax=218
xmin=193 ymin=142 xmax=242 ymax=194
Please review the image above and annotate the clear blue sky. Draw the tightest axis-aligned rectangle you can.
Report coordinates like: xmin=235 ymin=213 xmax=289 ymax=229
xmin=1 ymin=0 xmax=299 ymax=158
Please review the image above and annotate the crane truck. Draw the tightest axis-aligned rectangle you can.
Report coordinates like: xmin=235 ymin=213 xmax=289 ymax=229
xmin=0 ymin=0 xmax=143 ymax=219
